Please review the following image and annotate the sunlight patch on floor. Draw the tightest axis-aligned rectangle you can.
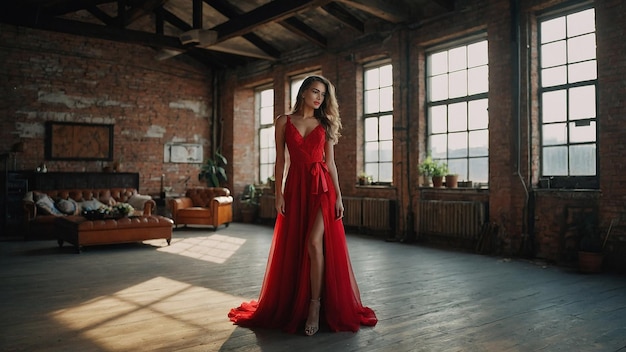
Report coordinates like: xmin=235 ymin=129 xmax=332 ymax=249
xmin=156 ymin=234 xmax=246 ymax=263
xmin=51 ymin=276 xmax=244 ymax=351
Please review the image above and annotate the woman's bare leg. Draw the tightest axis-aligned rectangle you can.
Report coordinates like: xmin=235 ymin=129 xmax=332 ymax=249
xmin=305 ymin=209 xmax=324 ymax=336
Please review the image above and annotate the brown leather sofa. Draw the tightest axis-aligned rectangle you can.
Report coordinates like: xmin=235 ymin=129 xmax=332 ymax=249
xmin=23 ymin=188 xmax=156 ymax=240
xmin=168 ymin=187 xmax=233 ymax=230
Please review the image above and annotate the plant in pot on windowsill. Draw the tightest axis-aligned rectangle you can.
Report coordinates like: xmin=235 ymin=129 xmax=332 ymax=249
xmin=418 ymin=156 xmax=436 ymax=187
xmin=358 ymin=171 xmax=373 ymax=185
xmin=240 ymin=184 xmax=259 ymax=223
xmin=430 ymin=160 xmax=449 ymax=188
xmin=198 ymin=149 xmax=228 ymax=187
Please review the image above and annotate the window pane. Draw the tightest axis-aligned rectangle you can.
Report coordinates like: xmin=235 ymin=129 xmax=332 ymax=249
xmin=542 ymin=123 xmax=567 ymax=145
xmin=448 ymin=47 xmax=467 ymax=71
xmin=469 ymin=157 xmax=488 ymax=182
xmin=541 ymin=17 xmax=566 ymax=43
xmin=468 ymin=66 xmax=488 ymax=95
xmin=379 ymin=162 xmax=393 ymax=182
xmin=365 ymin=163 xmax=379 ymax=180
xmin=468 ymin=99 xmax=488 ymax=129
xmin=379 ymin=141 xmax=393 ymax=162
xmin=365 ymin=141 xmax=379 ymax=162
xmin=430 ymin=106 xmax=447 ymax=134
xmin=429 ymin=51 xmax=448 ymax=75
xmin=542 ymin=90 xmax=567 ymax=123
xmin=364 ymin=117 xmax=378 ymax=141
xmin=260 ymin=127 xmax=274 ymax=148
xmin=429 ymin=75 xmax=448 ymax=102
xmin=467 ymin=41 xmax=488 ymax=67
xmin=567 ymin=9 xmax=595 ymax=37
xmin=260 ymin=106 xmax=274 ymax=125
xmin=291 ymin=78 xmax=305 ymax=109
xmin=570 ymin=144 xmax=596 ymax=175
xmin=448 ymin=102 xmax=467 ymax=132
xmin=379 ymin=86 xmax=393 ymax=111
xmin=541 ymin=66 xmax=567 ymax=87
xmin=541 ymin=41 xmax=566 ymax=68
xmin=379 ymin=115 xmax=393 ymax=140
xmin=448 ymin=132 xmax=468 ymax=158
xmin=431 ymin=134 xmax=447 ymax=158
xmin=365 ymin=69 xmax=379 ymax=90
xmin=365 ymin=90 xmax=380 ymax=113
xmin=568 ymin=33 xmax=596 ymax=63
xmin=570 ymin=121 xmax=596 ymax=143
xmin=568 ymin=60 xmax=597 ymax=83
xmin=469 ymin=129 xmax=488 ymax=157
xmin=261 ymin=89 xmax=273 ymax=105
xmin=543 ymin=146 xmax=568 ymax=175
xmin=449 ymin=70 xmax=468 ymax=98
xmin=260 ymin=148 xmax=270 ymax=164
xmin=569 ymin=85 xmax=596 ymax=120
xmin=380 ymin=64 xmax=393 ymax=86
xmin=447 ymin=158 xmax=467 ymax=179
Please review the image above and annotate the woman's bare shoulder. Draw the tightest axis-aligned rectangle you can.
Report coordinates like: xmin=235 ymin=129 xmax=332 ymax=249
xmin=275 ymin=114 xmax=289 ymax=127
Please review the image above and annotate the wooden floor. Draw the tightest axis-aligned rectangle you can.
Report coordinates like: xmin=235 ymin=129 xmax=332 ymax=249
xmin=1 ymin=223 xmax=625 ymax=352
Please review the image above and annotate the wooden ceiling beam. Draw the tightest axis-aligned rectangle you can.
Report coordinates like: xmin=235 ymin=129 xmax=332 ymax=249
xmin=279 ymin=18 xmax=326 ymax=48
xmin=321 ymin=2 xmax=364 ymax=32
xmin=338 ymin=0 xmax=408 ymax=23
xmin=211 ymin=0 xmax=332 ymax=42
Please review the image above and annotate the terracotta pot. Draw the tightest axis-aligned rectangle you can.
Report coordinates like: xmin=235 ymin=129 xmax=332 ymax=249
xmin=578 ymin=251 xmax=604 ymax=273
xmin=445 ymin=174 xmax=458 ymax=188
xmin=432 ymin=176 xmax=444 ymax=188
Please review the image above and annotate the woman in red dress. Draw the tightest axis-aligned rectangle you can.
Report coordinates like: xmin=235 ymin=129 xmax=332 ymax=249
xmin=229 ymin=75 xmax=377 ymax=336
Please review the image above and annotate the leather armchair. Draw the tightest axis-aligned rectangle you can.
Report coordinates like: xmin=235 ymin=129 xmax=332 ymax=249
xmin=168 ymin=187 xmax=233 ymax=230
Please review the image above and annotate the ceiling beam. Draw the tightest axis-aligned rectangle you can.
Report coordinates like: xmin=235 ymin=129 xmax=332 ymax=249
xmin=211 ymin=0 xmax=332 ymax=42
xmin=204 ymin=0 xmax=281 ymax=58
xmin=279 ymin=18 xmax=326 ymax=48
xmin=338 ymin=0 xmax=408 ymax=23
xmin=321 ymin=2 xmax=364 ymax=32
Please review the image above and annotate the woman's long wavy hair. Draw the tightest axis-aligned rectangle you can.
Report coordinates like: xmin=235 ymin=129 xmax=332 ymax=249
xmin=291 ymin=75 xmax=342 ymax=144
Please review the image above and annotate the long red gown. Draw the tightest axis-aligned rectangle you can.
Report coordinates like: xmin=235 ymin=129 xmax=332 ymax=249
xmin=228 ymin=116 xmax=377 ymax=333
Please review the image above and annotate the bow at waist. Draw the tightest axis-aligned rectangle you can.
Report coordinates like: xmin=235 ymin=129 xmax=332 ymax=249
xmin=310 ymin=162 xmax=329 ymax=195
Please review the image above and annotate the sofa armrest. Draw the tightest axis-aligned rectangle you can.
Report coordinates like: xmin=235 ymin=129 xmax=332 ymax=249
xmin=22 ymin=200 xmax=37 ymax=221
xmin=212 ymin=195 xmax=234 ymax=206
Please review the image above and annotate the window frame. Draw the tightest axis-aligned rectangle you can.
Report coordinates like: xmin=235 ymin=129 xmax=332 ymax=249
xmin=256 ymin=85 xmax=275 ymax=184
xmin=537 ymin=4 xmax=598 ymax=189
xmin=425 ymin=34 xmax=489 ymax=186
xmin=362 ymin=60 xmax=394 ymax=185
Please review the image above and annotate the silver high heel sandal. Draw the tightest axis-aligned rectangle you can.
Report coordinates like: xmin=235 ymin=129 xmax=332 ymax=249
xmin=305 ymin=298 xmax=321 ymax=336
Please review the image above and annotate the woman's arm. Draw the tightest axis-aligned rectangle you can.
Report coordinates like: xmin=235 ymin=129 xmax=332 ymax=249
xmin=274 ymin=115 xmax=288 ymax=215
xmin=324 ymin=141 xmax=344 ymax=220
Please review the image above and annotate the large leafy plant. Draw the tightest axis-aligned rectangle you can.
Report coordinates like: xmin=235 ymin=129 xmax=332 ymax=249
xmin=199 ymin=149 xmax=228 ymax=187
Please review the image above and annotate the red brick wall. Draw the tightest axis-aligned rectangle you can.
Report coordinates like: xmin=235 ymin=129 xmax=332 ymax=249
xmin=0 ymin=24 xmax=213 ymax=196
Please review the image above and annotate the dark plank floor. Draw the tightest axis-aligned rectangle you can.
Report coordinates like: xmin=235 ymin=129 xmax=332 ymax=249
xmin=0 ymin=223 xmax=625 ymax=352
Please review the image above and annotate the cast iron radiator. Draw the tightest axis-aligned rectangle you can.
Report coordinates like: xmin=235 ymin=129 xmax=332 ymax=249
xmin=418 ymin=200 xmax=486 ymax=240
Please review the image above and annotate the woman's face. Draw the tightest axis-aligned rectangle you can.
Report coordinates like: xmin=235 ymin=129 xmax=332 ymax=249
xmin=302 ymin=81 xmax=326 ymax=111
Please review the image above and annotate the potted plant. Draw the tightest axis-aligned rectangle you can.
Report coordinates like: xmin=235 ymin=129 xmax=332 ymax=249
xmin=267 ymin=175 xmax=276 ymax=192
xmin=418 ymin=156 xmax=436 ymax=187
xmin=198 ymin=148 xmax=228 ymax=187
xmin=431 ymin=160 xmax=449 ymax=188
xmin=240 ymin=184 xmax=259 ymax=223
xmin=358 ymin=171 xmax=373 ymax=185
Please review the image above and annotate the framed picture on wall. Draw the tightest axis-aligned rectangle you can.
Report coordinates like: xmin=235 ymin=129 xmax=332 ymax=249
xmin=45 ymin=121 xmax=114 ymax=161
xmin=164 ymin=143 xmax=203 ymax=163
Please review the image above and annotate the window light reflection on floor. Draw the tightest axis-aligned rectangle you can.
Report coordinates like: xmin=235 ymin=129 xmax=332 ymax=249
xmin=157 ymin=234 xmax=246 ymax=263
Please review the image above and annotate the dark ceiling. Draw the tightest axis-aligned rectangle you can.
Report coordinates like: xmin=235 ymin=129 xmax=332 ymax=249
xmin=0 ymin=0 xmax=456 ymax=69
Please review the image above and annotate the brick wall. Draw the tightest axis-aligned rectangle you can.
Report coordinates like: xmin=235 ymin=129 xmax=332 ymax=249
xmin=0 ymin=24 xmax=213 ymax=196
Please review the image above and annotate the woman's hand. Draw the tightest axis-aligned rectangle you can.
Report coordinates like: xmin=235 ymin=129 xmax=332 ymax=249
xmin=275 ymin=194 xmax=286 ymax=216
xmin=335 ymin=198 xmax=344 ymax=220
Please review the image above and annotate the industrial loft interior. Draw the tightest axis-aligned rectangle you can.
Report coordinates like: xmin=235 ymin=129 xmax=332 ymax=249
xmin=1 ymin=1 xmax=626 ymax=351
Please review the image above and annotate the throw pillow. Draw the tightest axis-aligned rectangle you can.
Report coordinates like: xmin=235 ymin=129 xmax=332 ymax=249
xmin=55 ymin=198 xmax=78 ymax=215
xmin=36 ymin=194 xmax=63 ymax=216
xmin=127 ymin=194 xmax=152 ymax=210
xmin=78 ymin=199 xmax=107 ymax=211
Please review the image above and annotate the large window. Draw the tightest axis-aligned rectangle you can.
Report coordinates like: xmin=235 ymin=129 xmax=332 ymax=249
xmin=426 ymin=38 xmax=489 ymax=183
xmin=257 ymin=87 xmax=275 ymax=183
xmin=363 ymin=62 xmax=393 ymax=184
xmin=539 ymin=6 xmax=597 ymax=184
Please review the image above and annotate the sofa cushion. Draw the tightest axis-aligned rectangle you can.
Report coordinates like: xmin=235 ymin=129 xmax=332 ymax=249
xmin=78 ymin=199 xmax=108 ymax=211
xmin=127 ymin=194 xmax=153 ymax=210
xmin=56 ymin=198 xmax=79 ymax=215
xmin=35 ymin=194 xmax=63 ymax=216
